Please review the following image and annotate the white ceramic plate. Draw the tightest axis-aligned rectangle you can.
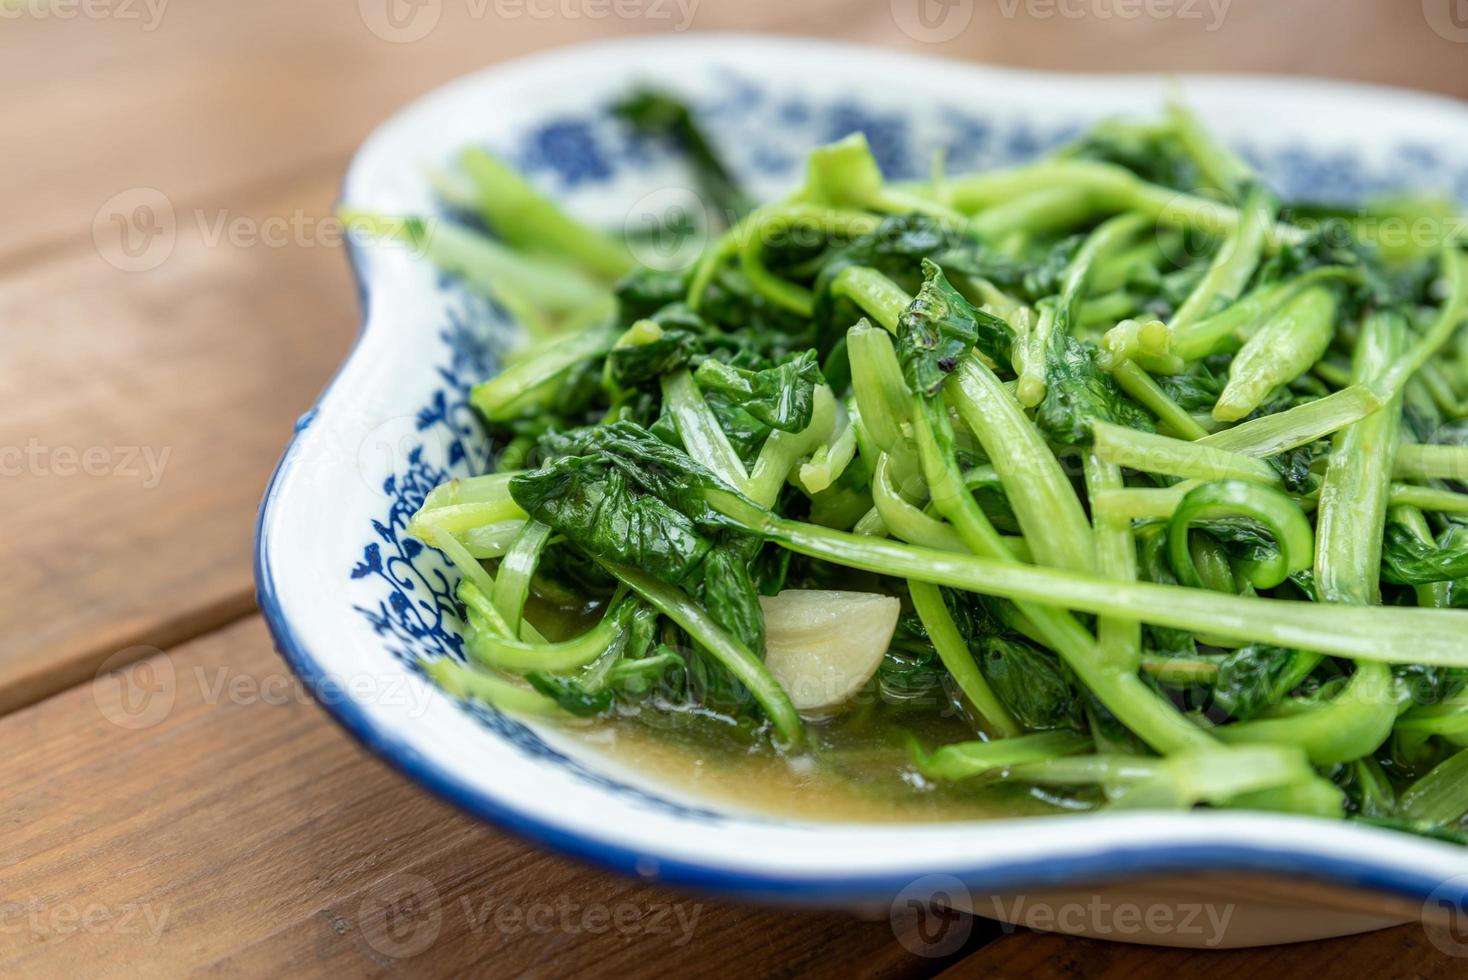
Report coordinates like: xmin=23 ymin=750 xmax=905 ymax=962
xmin=256 ymin=35 xmax=1468 ymax=948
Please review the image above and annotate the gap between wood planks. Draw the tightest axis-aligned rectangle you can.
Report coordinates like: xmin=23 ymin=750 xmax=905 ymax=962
xmin=0 ymin=590 xmax=258 ymax=720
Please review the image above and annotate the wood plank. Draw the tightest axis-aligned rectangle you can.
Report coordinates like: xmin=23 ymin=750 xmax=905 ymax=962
xmin=0 ymin=616 xmax=989 ymax=977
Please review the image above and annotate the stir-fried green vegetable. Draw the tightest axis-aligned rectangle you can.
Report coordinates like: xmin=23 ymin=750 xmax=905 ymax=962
xmin=350 ymin=92 xmax=1468 ymax=836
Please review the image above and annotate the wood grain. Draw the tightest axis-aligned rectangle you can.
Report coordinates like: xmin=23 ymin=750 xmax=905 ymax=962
xmin=2 ymin=1 xmax=1466 ymax=976
xmin=0 ymin=616 xmax=992 ymax=977
xmin=0 ymin=170 xmax=357 ymax=714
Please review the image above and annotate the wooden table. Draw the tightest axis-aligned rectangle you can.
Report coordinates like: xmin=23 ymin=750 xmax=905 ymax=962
xmin=3 ymin=1 xmax=1465 ymax=975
